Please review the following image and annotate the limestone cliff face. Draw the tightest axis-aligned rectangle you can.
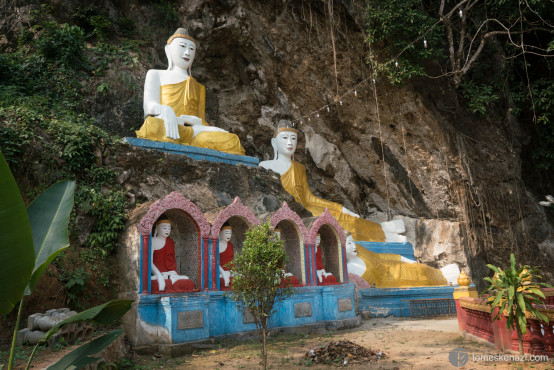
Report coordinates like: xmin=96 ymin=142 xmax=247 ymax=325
xmin=3 ymin=0 xmax=552 ymax=288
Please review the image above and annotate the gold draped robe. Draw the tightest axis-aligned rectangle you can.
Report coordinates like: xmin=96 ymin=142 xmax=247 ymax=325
xmin=280 ymin=161 xmax=386 ymax=242
xmin=136 ymin=77 xmax=245 ymax=155
xmin=356 ymin=245 xmax=447 ymax=288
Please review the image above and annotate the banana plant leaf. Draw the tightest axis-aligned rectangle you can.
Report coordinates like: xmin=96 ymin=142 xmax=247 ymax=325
xmin=46 ymin=330 xmax=123 ymax=370
xmin=26 ymin=180 xmax=75 ymax=293
xmin=0 ymin=151 xmax=34 ymax=314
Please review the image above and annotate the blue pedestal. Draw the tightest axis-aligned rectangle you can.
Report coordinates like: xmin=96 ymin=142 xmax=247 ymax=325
xmin=136 ymin=284 xmax=357 ymax=344
xmin=357 ymin=285 xmax=456 ymax=317
xmin=124 ymin=137 xmax=259 ymax=167
xmin=355 ymin=241 xmax=416 ymax=260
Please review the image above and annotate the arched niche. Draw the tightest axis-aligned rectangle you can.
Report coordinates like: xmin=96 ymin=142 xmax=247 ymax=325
xmin=210 ymin=197 xmax=260 ymax=290
xmin=138 ymin=192 xmax=210 ymax=293
xmin=271 ymin=202 xmax=308 ymax=286
xmin=307 ymin=209 xmax=348 ymax=285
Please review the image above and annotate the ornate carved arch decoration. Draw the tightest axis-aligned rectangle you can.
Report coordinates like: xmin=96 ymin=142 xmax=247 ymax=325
xmin=210 ymin=197 xmax=260 ymax=238
xmin=138 ymin=191 xmax=210 ymax=237
xmin=270 ymin=202 xmax=308 ymax=242
xmin=307 ymin=208 xmax=346 ymax=247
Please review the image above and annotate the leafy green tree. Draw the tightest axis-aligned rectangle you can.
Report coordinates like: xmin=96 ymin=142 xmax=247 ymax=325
xmin=228 ymin=222 xmax=294 ymax=369
xmin=483 ymin=253 xmax=553 ymax=354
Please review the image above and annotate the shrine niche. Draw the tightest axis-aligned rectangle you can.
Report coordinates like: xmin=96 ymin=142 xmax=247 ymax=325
xmin=210 ymin=197 xmax=260 ymax=290
xmin=137 ymin=192 xmax=210 ymax=293
xmin=306 ymin=209 xmax=348 ymax=286
xmin=270 ymin=202 xmax=308 ymax=287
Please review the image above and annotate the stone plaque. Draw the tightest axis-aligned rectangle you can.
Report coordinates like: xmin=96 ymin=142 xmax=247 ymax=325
xmin=294 ymin=302 xmax=312 ymax=318
xmin=243 ymin=310 xmax=255 ymax=324
xmin=177 ymin=310 xmax=204 ymax=330
xmin=338 ymin=298 xmax=353 ymax=312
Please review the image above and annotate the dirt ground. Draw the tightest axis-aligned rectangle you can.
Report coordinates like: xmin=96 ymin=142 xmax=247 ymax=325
xmin=5 ymin=316 xmax=554 ymax=369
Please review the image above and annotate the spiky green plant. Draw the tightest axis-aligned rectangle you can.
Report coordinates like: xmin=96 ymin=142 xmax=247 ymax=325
xmin=483 ymin=253 xmax=553 ymax=354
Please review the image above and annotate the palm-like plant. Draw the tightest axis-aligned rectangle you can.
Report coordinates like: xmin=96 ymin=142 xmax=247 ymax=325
xmin=483 ymin=253 xmax=553 ymax=354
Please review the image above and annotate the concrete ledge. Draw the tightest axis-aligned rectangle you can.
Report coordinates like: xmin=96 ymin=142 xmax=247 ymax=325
xmin=355 ymin=241 xmax=415 ymax=260
xmin=123 ymin=137 xmax=260 ymax=167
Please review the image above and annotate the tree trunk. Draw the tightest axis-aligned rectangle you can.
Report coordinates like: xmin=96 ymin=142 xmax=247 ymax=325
xmin=262 ymin=326 xmax=267 ymax=370
xmin=516 ymin=323 xmax=524 ymax=355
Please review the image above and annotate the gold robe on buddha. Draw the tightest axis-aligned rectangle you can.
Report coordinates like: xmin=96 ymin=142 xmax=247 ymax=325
xmin=136 ymin=77 xmax=245 ymax=155
xmin=356 ymin=245 xmax=447 ymax=288
xmin=280 ymin=161 xmax=385 ymax=242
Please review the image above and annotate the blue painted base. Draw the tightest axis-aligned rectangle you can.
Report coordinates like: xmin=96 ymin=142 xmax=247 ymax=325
xmin=355 ymin=241 xmax=416 ymax=260
xmin=357 ymin=285 xmax=456 ymax=317
xmin=136 ymin=284 xmax=356 ymax=345
xmin=124 ymin=137 xmax=259 ymax=167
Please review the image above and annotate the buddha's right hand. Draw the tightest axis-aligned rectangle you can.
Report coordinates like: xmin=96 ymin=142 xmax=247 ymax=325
xmin=157 ymin=105 xmax=180 ymax=140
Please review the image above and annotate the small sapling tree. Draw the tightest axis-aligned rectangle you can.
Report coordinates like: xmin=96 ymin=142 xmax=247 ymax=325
xmin=228 ymin=222 xmax=294 ymax=369
xmin=483 ymin=253 xmax=552 ymax=354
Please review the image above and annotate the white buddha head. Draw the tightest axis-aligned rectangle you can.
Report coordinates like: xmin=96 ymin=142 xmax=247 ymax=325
xmin=154 ymin=217 xmax=172 ymax=238
xmin=219 ymin=223 xmax=233 ymax=243
xmin=315 ymin=233 xmax=321 ymax=248
xmin=271 ymin=120 xmax=298 ymax=160
xmin=165 ymin=28 xmax=197 ymax=74
xmin=345 ymin=233 xmax=358 ymax=260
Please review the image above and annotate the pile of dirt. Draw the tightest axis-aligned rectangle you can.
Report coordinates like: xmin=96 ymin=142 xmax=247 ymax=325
xmin=304 ymin=340 xmax=385 ymax=366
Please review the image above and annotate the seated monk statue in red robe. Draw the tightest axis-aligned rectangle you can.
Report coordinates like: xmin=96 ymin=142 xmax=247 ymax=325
xmin=151 ymin=217 xmax=196 ymax=293
xmin=274 ymin=228 xmax=302 ymax=288
xmin=314 ymin=233 xmax=338 ymax=285
xmin=218 ymin=223 xmax=235 ymax=290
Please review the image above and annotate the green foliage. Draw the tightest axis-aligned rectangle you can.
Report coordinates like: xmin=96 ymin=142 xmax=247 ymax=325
xmin=89 ymin=15 xmax=112 ymax=41
xmin=63 ymin=267 xmax=90 ymax=309
xmin=483 ymin=254 xmax=553 ymax=354
xmin=460 ymin=80 xmax=500 ymax=116
xmin=365 ymin=0 xmax=446 ymax=84
xmin=0 ymin=151 xmax=34 ymax=314
xmin=76 ymin=186 xmax=127 ymax=259
xmin=229 ymin=221 xmax=293 ymax=369
xmin=35 ymin=22 xmax=86 ymax=69
xmin=27 ymin=180 xmax=75 ymax=293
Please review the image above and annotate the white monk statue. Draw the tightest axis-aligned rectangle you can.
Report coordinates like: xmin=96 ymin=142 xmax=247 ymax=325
xmin=259 ymin=120 xmax=406 ymax=243
xmin=218 ymin=223 xmax=234 ymax=290
xmin=274 ymin=228 xmax=302 ymax=287
xmin=314 ymin=233 xmax=338 ymax=285
xmin=344 ymin=232 xmax=447 ymax=288
xmin=151 ymin=217 xmax=195 ymax=293
xmin=136 ymin=28 xmax=245 ymax=155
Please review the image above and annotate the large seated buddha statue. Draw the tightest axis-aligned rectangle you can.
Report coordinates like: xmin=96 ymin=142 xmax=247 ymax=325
xmin=258 ymin=121 xmax=405 ymax=242
xmin=136 ymin=28 xmax=245 ymax=155
xmin=345 ymin=232 xmax=447 ymax=287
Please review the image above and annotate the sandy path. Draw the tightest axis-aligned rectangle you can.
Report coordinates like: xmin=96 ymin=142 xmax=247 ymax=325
xmin=9 ymin=317 xmax=554 ymax=369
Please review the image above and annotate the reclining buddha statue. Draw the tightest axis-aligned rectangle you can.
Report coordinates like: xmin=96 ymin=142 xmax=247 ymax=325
xmin=345 ymin=232 xmax=446 ymax=288
xmin=258 ymin=121 xmax=405 ymax=242
xmin=136 ymin=28 xmax=245 ymax=155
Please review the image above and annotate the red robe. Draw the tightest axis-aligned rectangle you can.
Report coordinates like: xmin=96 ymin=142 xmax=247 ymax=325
xmin=151 ymin=237 xmax=195 ymax=293
xmin=219 ymin=241 xmax=234 ymax=290
xmin=315 ymin=246 xmax=338 ymax=285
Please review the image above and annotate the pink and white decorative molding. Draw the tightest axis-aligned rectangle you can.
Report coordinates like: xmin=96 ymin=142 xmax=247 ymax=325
xmin=307 ymin=208 xmax=346 ymax=247
xmin=138 ymin=191 xmax=211 ymax=237
xmin=270 ymin=202 xmax=309 ymax=241
xmin=210 ymin=197 xmax=260 ymax=238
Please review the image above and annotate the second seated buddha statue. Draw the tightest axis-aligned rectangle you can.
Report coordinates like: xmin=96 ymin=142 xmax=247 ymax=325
xmin=259 ymin=121 xmax=406 ymax=243
xmin=136 ymin=28 xmax=245 ymax=155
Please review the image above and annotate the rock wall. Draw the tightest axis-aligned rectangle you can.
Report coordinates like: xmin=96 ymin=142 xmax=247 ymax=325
xmin=3 ymin=0 xmax=552 ymax=289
